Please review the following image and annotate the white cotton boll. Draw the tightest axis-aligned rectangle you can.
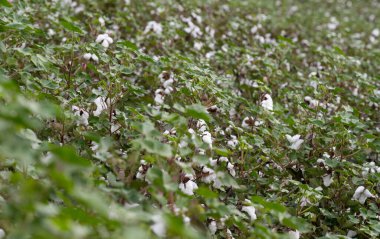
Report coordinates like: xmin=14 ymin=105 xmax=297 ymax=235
xmin=286 ymin=134 xmax=304 ymax=150
xmin=372 ymin=28 xmax=380 ymax=37
xmin=261 ymin=94 xmax=273 ymax=111
xmin=347 ymin=230 xmax=357 ymax=238
xmin=0 ymin=228 xmax=5 ymax=239
xmin=91 ymin=54 xmax=99 ymax=62
xmin=202 ymin=167 xmax=216 ymax=184
xmin=202 ymin=131 xmax=213 ymax=146
xmin=209 ymin=158 xmax=218 ymax=167
xmin=96 ymin=34 xmax=107 ymax=43
xmin=242 ymin=205 xmax=257 ymax=221
xmin=151 ymin=214 xmax=166 ymax=237
xmin=144 ymin=21 xmax=163 ymax=35
xmin=72 ymin=106 xmax=89 ymax=126
xmin=209 ymin=221 xmax=217 ymax=235
xmin=47 ymin=28 xmax=56 ymax=36
xmin=289 ymin=230 xmax=300 ymax=239
xmin=93 ymin=97 xmax=109 ymax=116
xmin=194 ymin=42 xmax=203 ymax=50
xmin=286 ymin=134 xmax=300 ymax=143
xmin=242 ymin=117 xmax=252 ymax=129
xmin=322 ymin=174 xmax=333 ymax=187
xmin=228 ymin=135 xmax=238 ymax=148
xmin=99 ymin=17 xmax=105 ymax=27
xmin=179 ymin=179 xmax=198 ymax=196
xmin=83 ymin=53 xmax=92 ymax=60
xmin=102 ymin=40 xmax=109 ymax=48
xmin=196 ymin=119 xmax=207 ymax=132
xmin=227 ymin=162 xmax=236 ymax=177
xmin=352 ymin=186 xmax=374 ymax=204
xmin=226 ymin=229 xmax=235 ymax=239
xmin=96 ymin=33 xmax=113 ymax=48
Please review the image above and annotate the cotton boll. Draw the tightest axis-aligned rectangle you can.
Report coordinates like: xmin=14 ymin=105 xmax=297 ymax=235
xmin=242 ymin=205 xmax=257 ymax=221
xmin=83 ymin=53 xmax=92 ymax=60
xmin=99 ymin=17 xmax=105 ymax=27
xmin=347 ymin=230 xmax=357 ymax=238
xmin=352 ymin=186 xmax=374 ymax=204
xmin=0 ymin=228 xmax=5 ymax=239
xmin=202 ymin=166 xmax=216 ymax=184
xmin=227 ymin=162 xmax=236 ymax=177
xmin=286 ymin=134 xmax=304 ymax=150
xmin=202 ymin=131 xmax=212 ymax=146
xmin=289 ymin=230 xmax=300 ymax=239
xmin=96 ymin=33 xmax=113 ymax=48
xmin=179 ymin=174 xmax=198 ymax=195
xmin=261 ymin=94 xmax=273 ymax=111
xmin=144 ymin=21 xmax=163 ymax=35
xmin=322 ymin=174 xmax=333 ymax=187
xmin=91 ymin=54 xmax=99 ymax=62
xmin=227 ymin=135 xmax=238 ymax=148
xmin=208 ymin=220 xmax=217 ymax=235
xmin=196 ymin=119 xmax=207 ymax=132
xmin=151 ymin=214 xmax=166 ymax=237
xmin=72 ymin=106 xmax=89 ymax=126
xmin=93 ymin=97 xmax=109 ymax=116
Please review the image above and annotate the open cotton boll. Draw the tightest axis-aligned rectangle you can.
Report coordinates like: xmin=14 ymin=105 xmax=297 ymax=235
xmin=322 ymin=174 xmax=333 ymax=187
xmin=72 ymin=106 xmax=89 ymax=126
xmin=83 ymin=53 xmax=98 ymax=62
xmin=93 ymin=97 xmax=109 ymax=116
xmin=208 ymin=220 xmax=217 ymax=235
xmin=347 ymin=230 xmax=357 ymax=238
xmin=151 ymin=214 xmax=166 ymax=237
xmin=202 ymin=166 xmax=216 ymax=184
xmin=227 ymin=162 xmax=236 ymax=177
xmin=289 ymin=230 xmax=300 ymax=239
xmin=144 ymin=21 xmax=163 ymax=35
xmin=261 ymin=94 xmax=273 ymax=111
xmin=286 ymin=134 xmax=304 ymax=150
xmin=202 ymin=131 xmax=213 ymax=146
xmin=95 ymin=33 xmax=113 ymax=48
xmin=227 ymin=135 xmax=238 ymax=148
xmin=0 ymin=228 xmax=5 ymax=239
xmin=179 ymin=174 xmax=198 ymax=196
xmin=83 ymin=53 xmax=92 ymax=60
xmin=352 ymin=186 xmax=374 ymax=204
xmin=241 ymin=201 xmax=257 ymax=221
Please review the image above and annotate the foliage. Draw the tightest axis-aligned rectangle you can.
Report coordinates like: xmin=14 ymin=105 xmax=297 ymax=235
xmin=0 ymin=0 xmax=379 ymax=238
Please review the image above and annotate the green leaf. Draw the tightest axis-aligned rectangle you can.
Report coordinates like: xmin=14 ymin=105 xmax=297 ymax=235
xmin=185 ymin=104 xmax=212 ymax=123
xmin=137 ymin=138 xmax=173 ymax=158
xmin=0 ymin=0 xmax=12 ymax=7
xmin=59 ymin=18 xmax=83 ymax=34
xmin=119 ymin=40 xmax=138 ymax=51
